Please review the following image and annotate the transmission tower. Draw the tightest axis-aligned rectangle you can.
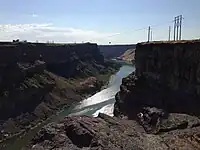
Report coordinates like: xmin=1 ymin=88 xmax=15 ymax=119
xmin=148 ymin=26 xmax=151 ymax=42
xmin=179 ymin=15 xmax=183 ymax=40
xmin=173 ymin=15 xmax=183 ymax=41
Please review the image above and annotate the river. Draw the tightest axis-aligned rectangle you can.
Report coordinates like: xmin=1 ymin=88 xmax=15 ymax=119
xmin=3 ymin=65 xmax=135 ymax=150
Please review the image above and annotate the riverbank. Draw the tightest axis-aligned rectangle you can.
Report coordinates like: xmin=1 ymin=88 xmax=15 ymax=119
xmin=0 ymin=63 xmax=120 ymax=150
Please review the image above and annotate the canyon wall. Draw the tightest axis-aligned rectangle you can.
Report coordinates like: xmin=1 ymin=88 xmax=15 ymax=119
xmin=115 ymin=40 xmax=200 ymax=118
xmin=0 ymin=42 xmax=104 ymax=78
xmin=136 ymin=40 xmax=200 ymax=93
xmin=0 ymin=42 xmax=103 ymax=63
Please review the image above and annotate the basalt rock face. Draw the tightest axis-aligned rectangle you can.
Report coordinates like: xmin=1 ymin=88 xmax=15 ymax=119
xmin=0 ymin=43 xmax=104 ymax=78
xmin=112 ymin=40 xmax=200 ymax=149
xmin=114 ymin=40 xmax=200 ymax=118
xmin=0 ymin=42 xmax=116 ymax=142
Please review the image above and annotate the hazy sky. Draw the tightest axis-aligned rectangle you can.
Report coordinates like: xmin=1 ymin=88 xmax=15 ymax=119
xmin=0 ymin=0 xmax=199 ymax=44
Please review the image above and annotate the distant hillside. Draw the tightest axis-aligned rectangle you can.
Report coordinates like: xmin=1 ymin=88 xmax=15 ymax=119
xmin=119 ymin=48 xmax=135 ymax=63
xmin=99 ymin=44 xmax=136 ymax=58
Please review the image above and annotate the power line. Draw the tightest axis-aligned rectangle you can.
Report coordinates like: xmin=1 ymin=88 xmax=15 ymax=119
xmin=88 ymin=20 xmax=175 ymax=42
xmin=150 ymin=20 xmax=174 ymax=28
xmin=88 ymin=27 xmax=147 ymax=43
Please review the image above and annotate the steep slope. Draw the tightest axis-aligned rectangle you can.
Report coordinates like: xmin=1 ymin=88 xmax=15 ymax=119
xmin=99 ymin=45 xmax=136 ymax=58
xmin=119 ymin=48 xmax=135 ymax=63
xmin=0 ymin=42 xmax=120 ymax=145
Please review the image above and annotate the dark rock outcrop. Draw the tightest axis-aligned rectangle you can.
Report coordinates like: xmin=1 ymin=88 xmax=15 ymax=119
xmin=29 ymin=113 xmax=200 ymax=150
xmin=115 ymin=40 xmax=200 ymax=118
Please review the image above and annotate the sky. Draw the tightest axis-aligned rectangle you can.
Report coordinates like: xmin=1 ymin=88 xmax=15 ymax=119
xmin=0 ymin=0 xmax=199 ymax=44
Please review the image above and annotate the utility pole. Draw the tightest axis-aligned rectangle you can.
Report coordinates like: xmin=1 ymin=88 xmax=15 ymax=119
xmin=176 ymin=16 xmax=179 ymax=40
xmin=173 ymin=15 xmax=183 ymax=41
xmin=151 ymin=30 xmax=153 ymax=41
xmin=169 ymin=26 xmax=171 ymax=41
xmin=179 ymin=15 xmax=182 ymax=40
xmin=148 ymin=26 xmax=151 ymax=42
xmin=174 ymin=17 xmax=177 ymax=41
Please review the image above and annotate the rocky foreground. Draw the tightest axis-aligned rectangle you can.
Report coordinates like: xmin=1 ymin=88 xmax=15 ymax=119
xmin=29 ymin=112 xmax=200 ymax=150
xmin=28 ymin=40 xmax=200 ymax=150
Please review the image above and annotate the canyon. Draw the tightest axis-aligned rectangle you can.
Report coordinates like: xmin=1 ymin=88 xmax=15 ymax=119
xmin=0 ymin=42 xmax=120 ymax=148
xmin=29 ymin=40 xmax=200 ymax=150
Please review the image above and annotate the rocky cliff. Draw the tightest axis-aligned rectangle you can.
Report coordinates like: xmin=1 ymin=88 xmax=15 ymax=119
xmin=28 ymin=40 xmax=200 ymax=150
xmin=0 ymin=42 xmax=104 ymax=78
xmin=115 ymin=40 xmax=200 ymax=118
xmin=0 ymin=42 xmax=120 ymax=145
xmin=113 ymin=40 xmax=200 ymax=149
